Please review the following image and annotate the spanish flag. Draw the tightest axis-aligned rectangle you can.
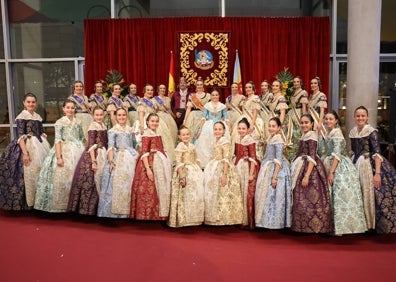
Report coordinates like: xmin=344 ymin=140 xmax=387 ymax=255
xmin=168 ymin=51 xmax=176 ymax=98
xmin=233 ymin=50 xmax=243 ymax=94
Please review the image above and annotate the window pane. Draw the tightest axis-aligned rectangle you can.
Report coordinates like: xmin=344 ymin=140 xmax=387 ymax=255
xmin=0 ymin=63 xmax=8 ymax=152
xmin=12 ymin=62 xmax=75 ymax=123
xmin=338 ymin=61 xmax=396 ymax=144
xmin=0 ymin=4 xmax=4 ymax=58
xmin=381 ymin=0 xmax=396 ymax=53
xmin=8 ymin=0 xmax=110 ymax=58
xmin=336 ymin=0 xmax=348 ymax=54
xmin=116 ymin=0 xmax=219 ymax=17
xmin=378 ymin=62 xmax=396 ymax=143
xmin=0 ymin=64 xmax=7 ymax=124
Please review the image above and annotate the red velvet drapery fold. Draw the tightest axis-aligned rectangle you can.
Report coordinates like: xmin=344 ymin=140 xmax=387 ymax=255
xmin=84 ymin=17 xmax=330 ymax=99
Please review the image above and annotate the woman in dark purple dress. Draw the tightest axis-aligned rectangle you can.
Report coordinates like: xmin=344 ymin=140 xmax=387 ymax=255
xmin=68 ymin=107 xmax=108 ymax=215
xmin=0 ymin=93 xmax=50 ymax=210
xmin=350 ymin=105 xmax=396 ymax=233
xmin=290 ymin=114 xmax=331 ymax=233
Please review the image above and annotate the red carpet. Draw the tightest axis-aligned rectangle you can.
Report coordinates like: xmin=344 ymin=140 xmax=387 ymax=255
xmin=1 ymin=211 xmax=395 ymax=282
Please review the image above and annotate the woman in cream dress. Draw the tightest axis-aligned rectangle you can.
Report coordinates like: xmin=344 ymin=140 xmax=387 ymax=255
xmin=168 ymin=126 xmax=205 ymax=227
xmin=204 ymin=121 xmax=243 ymax=226
xmin=123 ymin=83 xmax=141 ymax=128
xmin=153 ymin=84 xmax=178 ymax=145
xmin=225 ymin=82 xmax=245 ymax=129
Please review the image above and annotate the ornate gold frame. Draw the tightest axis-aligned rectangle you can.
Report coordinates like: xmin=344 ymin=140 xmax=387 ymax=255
xmin=179 ymin=32 xmax=229 ymax=87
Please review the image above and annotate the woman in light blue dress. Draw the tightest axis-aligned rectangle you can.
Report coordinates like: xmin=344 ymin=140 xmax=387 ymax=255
xmin=255 ymin=117 xmax=292 ymax=229
xmin=34 ymin=100 xmax=85 ymax=213
xmin=195 ymin=89 xmax=230 ymax=168
xmin=319 ymin=110 xmax=367 ymax=235
xmin=98 ymin=108 xmax=138 ymax=218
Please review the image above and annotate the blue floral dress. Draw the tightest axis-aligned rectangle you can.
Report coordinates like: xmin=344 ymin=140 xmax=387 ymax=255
xmin=255 ymin=133 xmax=292 ymax=229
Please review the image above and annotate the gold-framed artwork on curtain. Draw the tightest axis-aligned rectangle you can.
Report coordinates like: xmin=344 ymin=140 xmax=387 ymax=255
xmin=178 ymin=32 xmax=230 ymax=87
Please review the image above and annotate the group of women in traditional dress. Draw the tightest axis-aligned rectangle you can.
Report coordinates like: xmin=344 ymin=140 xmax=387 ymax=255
xmin=0 ymin=77 xmax=395 ymax=236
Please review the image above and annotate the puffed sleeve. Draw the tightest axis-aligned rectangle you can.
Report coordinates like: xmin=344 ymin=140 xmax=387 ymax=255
xmin=107 ymin=130 xmax=117 ymax=152
xmin=317 ymin=93 xmax=328 ymax=109
xmin=276 ymin=96 xmax=289 ymax=111
xmin=331 ymin=137 xmax=344 ymax=161
xmin=16 ymin=119 xmax=27 ymax=143
xmin=299 ymin=91 xmax=309 ymax=104
xmin=369 ymin=130 xmax=383 ymax=162
xmin=273 ymin=143 xmax=284 ymax=167
xmin=140 ymin=135 xmax=151 ymax=158
xmin=221 ymin=141 xmax=232 ymax=163
xmin=54 ymin=122 xmax=63 ymax=144
xmin=306 ymin=139 xmax=318 ymax=166
xmin=174 ymin=143 xmax=185 ymax=171
xmin=87 ymin=130 xmax=98 ymax=152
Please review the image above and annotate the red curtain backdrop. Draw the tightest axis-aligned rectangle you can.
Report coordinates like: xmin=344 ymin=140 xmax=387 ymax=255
xmin=84 ymin=17 xmax=330 ymax=99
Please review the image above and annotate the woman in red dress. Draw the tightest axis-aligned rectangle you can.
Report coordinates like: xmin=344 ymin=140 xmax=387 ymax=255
xmin=130 ymin=113 xmax=172 ymax=220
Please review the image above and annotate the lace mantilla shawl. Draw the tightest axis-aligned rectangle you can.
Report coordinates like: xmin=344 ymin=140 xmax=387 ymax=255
xmin=88 ymin=121 xmax=107 ymax=131
xmin=204 ymin=101 xmax=226 ymax=112
xmin=266 ymin=133 xmax=284 ymax=144
xmin=234 ymin=134 xmax=255 ymax=145
xmin=55 ymin=116 xmax=81 ymax=126
xmin=16 ymin=110 xmax=43 ymax=121
xmin=301 ymin=130 xmax=318 ymax=142
xmin=349 ymin=124 xmax=377 ymax=138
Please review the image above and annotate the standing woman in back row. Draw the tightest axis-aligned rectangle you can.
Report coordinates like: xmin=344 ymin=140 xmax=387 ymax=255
xmin=308 ymin=77 xmax=327 ymax=137
xmin=0 ymin=93 xmax=50 ymax=210
xmin=350 ymin=106 xmax=396 ymax=233
xmin=69 ymin=81 xmax=93 ymax=140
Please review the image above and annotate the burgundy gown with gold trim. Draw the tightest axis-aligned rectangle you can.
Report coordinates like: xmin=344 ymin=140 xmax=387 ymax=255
xmin=130 ymin=129 xmax=172 ymax=220
xmin=234 ymin=135 xmax=260 ymax=229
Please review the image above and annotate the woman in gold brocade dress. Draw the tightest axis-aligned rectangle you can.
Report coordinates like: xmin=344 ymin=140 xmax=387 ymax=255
xmin=168 ymin=127 xmax=205 ymax=227
xmin=204 ymin=122 xmax=243 ymax=226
